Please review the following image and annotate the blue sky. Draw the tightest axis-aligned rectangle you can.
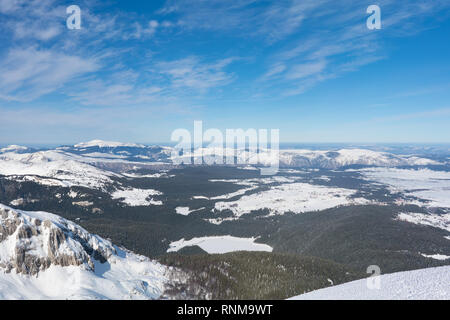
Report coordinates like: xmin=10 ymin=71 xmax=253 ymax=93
xmin=0 ymin=0 xmax=449 ymax=144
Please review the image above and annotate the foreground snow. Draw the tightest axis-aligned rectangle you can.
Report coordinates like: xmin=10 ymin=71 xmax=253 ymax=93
xmin=0 ymin=252 xmax=168 ymax=300
xmin=167 ymin=236 xmax=273 ymax=254
xmin=0 ymin=204 xmax=169 ymax=300
xmin=289 ymin=266 xmax=450 ymax=300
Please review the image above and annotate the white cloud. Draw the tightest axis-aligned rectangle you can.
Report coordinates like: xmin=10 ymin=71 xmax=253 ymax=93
xmin=154 ymin=57 xmax=235 ymax=91
xmin=1 ymin=0 xmax=448 ymax=106
xmin=65 ymin=55 xmax=237 ymax=107
xmin=0 ymin=0 xmax=24 ymax=13
xmin=0 ymin=47 xmax=98 ymax=101
xmin=159 ymin=0 xmax=326 ymax=41
xmin=131 ymin=20 xmax=161 ymax=39
xmin=13 ymin=23 xmax=62 ymax=41
xmin=286 ymin=61 xmax=327 ymax=80
xmin=256 ymin=0 xmax=450 ymax=96
xmin=373 ymin=108 xmax=450 ymax=122
xmin=262 ymin=64 xmax=286 ymax=79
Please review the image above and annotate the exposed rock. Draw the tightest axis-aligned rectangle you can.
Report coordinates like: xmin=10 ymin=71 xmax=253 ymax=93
xmin=0 ymin=209 xmax=21 ymax=241
xmin=0 ymin=203 xmax=170 ymax=300
xmin=17 ymin=225 xmax=38 ymax=239
xmin=47 ymin=226 xmax=66 ymax=255
xmin=0 ymin=205 xmax=117 ymax=276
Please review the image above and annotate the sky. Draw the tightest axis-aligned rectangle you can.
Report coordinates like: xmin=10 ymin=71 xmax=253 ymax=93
xmin=0 ymin=0 xmax=450 ymax=145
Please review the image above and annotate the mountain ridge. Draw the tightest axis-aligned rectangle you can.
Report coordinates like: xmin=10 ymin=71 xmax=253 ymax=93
xmin=0 ymin=204 xmax=170 ymax=300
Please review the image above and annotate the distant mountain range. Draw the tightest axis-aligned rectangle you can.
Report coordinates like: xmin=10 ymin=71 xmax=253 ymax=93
xmin=0 ymin=140 xmax=446 ymax=177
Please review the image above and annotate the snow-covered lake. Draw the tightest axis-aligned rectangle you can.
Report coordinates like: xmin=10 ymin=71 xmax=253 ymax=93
xmin=167 ymin=236 xmax=273 ymax=254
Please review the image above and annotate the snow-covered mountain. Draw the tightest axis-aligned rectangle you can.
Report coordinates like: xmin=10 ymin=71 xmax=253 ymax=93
xmin=0 ymin=140 xmax=442 ymax=171
xmin=0 ymin=204 xmax=169 ymax=299
xmin=0 ymin=145 xmax=31 ymax=154
xmin=0 ymin=141 xmax=444 ymax=193
xmin=62 ymin=140 xmax=172 ymax=163
xmin=0 ymin=149 xmax=119 ymax=190
xmin=289 ymin=265 xmax=450 ymax=300
xmin=276 ymin=148 xmax=440 ymax=168
xmin=154 ymin=145 xmax=441 ymax=168
xmin=74 ymin=139 xmax=146 ymax=149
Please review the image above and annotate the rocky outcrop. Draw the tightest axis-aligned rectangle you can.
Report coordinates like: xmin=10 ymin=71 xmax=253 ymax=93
xmin=0 ymin=203 xmax=170 ymax=300
xmin=0 ymin=205 xmax=116 ymax=275
xmin=0 ymin=209 xmax=20 ymax=241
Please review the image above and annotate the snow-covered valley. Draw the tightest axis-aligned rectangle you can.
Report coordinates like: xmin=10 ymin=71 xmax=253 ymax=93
xmin=213 ymin=182 xmax=370 ymax=221
xmin=359 ymin=168 xmax=450 ymax=209
xmin=0 ymin=140 xmax=449 ymax=300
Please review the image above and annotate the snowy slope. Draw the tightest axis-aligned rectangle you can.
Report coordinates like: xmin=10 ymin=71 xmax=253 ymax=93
xmin=289 ymin=266 xmax=450 ymax=300
xmin=0 ymin=204 xmax=169 ymax=300
xmin=0 ymin=150 xmax=118 ymax=190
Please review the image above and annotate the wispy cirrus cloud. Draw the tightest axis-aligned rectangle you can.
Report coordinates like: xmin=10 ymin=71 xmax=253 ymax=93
xmin=159 ymin=0 xmax=328 ymax=42
xmin=372 ymin=107 xmax=450 ymax=122
xmin=257 ymin=0 xmax=450 ymax=96
xmin=0 ymin=0 xmax=116 ymax=102
xmin=63 ymin=55 xmax=236 ymax=107
xmin=1 ymin=0 xmax=449 ymax=125
xmin=0 ymin=0 xmax=238 ymax=107
xmin=2 ymin=0 xmax=448 ymax=106
xmin=154 ymin=57 xmax=236 ymax=92
xmin=285 ymin=61 xmax=327 ymax=80
xmin=0 ymin=47 xmax=98 ymax=101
